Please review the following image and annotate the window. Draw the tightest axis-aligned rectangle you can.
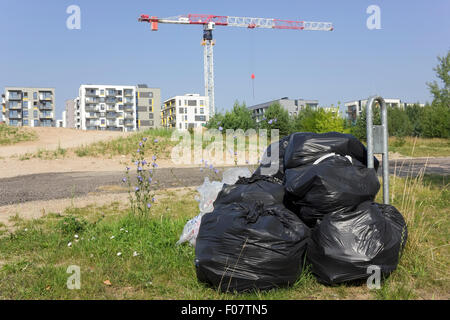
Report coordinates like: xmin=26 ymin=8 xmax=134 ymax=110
xmin=101 ymin=119 xmax=105 ymax=125
xmin=23 ymin=119 xmax=29 ymax=126
xmin=149 ymin=99 xmax=152 ymax=105
xmin=184 ymin=108 xmax=187 ymax=113
xmin=184 ymin=115 xmax=187 ymax=121
xmin=195 ymin=115 xmax=206 ymax=122
xmin=23 ymin=101 xmax=28 ymax=107
xmin=195 ymin=108 xmax=197 ymax=114
xmin=23 ymin=110 xmax=28 ymax=117
xmin=33 ymin=101 xmax=37 ymax=106
xmin=179 ymin=108 xmax=184 ymax=114
xmin=33 ymin=92 xmax=37 ymax=99
xmin=188 ymin=100 xmax=197 ymax=106
xmin=33 ymin=110 xmax=38 ymax=118
xmin=179 ymin=123 xmax=182 ymax=129
xmin=149 ymin=113 xmax=153 ymax=119
xmin=24 ymin=92 xmax=28 ymax=98
xmin=200 ymin=100 xmax=204 ymax=106
xmin=100 ymin=90 xmax=105 ymax=95
xmin=184 ymin=100 xmax=187 ymax=106
xmin=200 ymin=108 xmax=204 ymax=114
xmin=118 ymin=105 xmax=123 ymax=110
xmin=34 ymin=120 xmax=39 ymax=126
xmin=178 ymin=100 xmax=181 ymax=106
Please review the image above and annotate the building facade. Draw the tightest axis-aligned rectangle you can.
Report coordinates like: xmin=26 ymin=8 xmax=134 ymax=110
xmin=64 ymin=99 xmax=76 ymax=128
xmin=248 ymin=97 xmax=319 ymax=122
xmin=136 ymin=84 xmax=161 ymax=131
xmin=344 ymin=98 xmax=423 ymax=123
xmin=77 ymin=85 xmax=137 ymax=131
xmin=2 ymin=87 xmax=55 ymax=127
xmin=162 ymin=94 xmax=209 ymax=130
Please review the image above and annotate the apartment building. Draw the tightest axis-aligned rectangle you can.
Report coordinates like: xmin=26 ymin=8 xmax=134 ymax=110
xmin=77 ymin=85 xmax=137 ymax=131
xmin=2 ymin=87 xmax=55 ymax=127
xmin=248 ymin=97 xmax=319 ymax=122
xmin=136 ymin=84 xmax=161 ymax=130
xmin=1 ymin=94 xmax=5 ymax=123
xmin=162 ymin=94 xmax=209 ymax=130
xmin=345 ymin=98 xmax=424 ymax=123
xmin=64 ymin=99 xmax=76 ymax=128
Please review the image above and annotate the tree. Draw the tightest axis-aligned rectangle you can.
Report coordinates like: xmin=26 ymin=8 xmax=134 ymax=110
xmin=427 ymin=51 xmax=450 ymax=108
xmin=259 ymin=102 xmax=293 ymax=137
xmin=405 ymin=103 xmax=424 ymax=137
xmin=206 ymin=101 xmax=256 ymax=131
xmin=387 ymin=106 xmax=413 ymax=137
xmin=294 ymin=107 xmax=345 ymax=134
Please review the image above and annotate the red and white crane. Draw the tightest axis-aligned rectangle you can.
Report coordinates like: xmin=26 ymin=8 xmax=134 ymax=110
xmin=138 ymin=14 xmax=333 ymax=116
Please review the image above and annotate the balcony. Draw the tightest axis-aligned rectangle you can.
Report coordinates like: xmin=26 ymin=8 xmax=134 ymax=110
xmin=124 ymin=90 xmax=133 ymax=97
xmin=106 ymin=90 xmax=116 ymax=96
xmin=124 ymin=120 xmax=134 ymax=126
xmin=123 ymin=105 xmax=134 ymax=112
xmin=85 ymin=98 xmax=99 ymax=104
xmin=8 ymin=93 xmax=22 ymax=100
xmin=8 ymin=112 xmax=22 ymax=119
xmin=124 ymin=113 xmax=133 ymax=119
xmin=39 ymin=112 xmax=53 ymax=119
xmin=39 ymin=93 xmax=53 ymax=101
xmin=106 ymin=120 xmax=116 ymax=126
xmin=85 ymin=106 xmax=98 ymax=112
xmin=8 ymin=103 xmax=22 ymax=110
xmin=86 ymin=120 xmax=99 ymax=126
xmin=85 ymin=90 xmax=98 ymax=97
xmin=105 ymin=98 xmax=116 ymax=104
xmin=123 ymin=98 xmax=134 ymax=105
xmin=39 ymin=104 xmax=53 ymax=110
xmin=86 ymin=113 xmax=99 ymax=119
xmin=106 ymin=105 xmax=116 ymax=111
xmin=106 ymin=113 xmax=117 ymax=119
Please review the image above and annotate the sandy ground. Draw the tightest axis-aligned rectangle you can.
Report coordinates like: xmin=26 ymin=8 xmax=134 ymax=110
xmin=0 ymin=127 xmax=130 ymax=158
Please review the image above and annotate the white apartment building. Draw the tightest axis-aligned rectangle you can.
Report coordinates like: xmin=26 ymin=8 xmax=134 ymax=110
xmin=162 ymin=94 xmax=209 ymax=130
xmin=345 ymin=98 xmax=410 ymax=123
xmin=78 ymin=85 xmax=137 ymax=131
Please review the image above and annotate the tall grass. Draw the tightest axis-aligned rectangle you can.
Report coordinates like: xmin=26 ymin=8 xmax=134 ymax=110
xmin=0 ymin=124 xmax=37 ymax=145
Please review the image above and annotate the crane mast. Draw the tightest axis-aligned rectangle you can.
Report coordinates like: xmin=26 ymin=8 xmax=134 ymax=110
xmin=138 ymin=14 xmax=333 ymax=118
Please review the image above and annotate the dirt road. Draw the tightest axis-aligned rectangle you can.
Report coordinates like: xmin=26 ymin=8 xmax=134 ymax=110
xmin=0 ymin=157 xmax=448 ymax=207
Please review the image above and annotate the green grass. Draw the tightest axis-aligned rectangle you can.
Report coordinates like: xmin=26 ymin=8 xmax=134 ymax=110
xmin=16 ymin=144 xmax=67 ymax=161
xmin=1 ymin=169 xmax=448 ymax=300
xmin=73 ymin=128 xmax=176 ymax=159
xmin=389 ymin=137 xmax=450 ymax=158
xmin=0 ymin=124 xmax=37 ymax=145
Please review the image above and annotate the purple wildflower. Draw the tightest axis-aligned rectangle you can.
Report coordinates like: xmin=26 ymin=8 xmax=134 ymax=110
xmin=148 ymin=177 xmax=152 ymax=183
xmin=214 ymin=169 xmax=219 ymax=174
xmin=137 ymin=166 xmax=143 ymax=171
xmin=134 ymin=161 xmax=139 ymax=165
xmin=152 ymin=197 xmax=156 ymax=202
xmin=268 ymin=119 xmax=273 ymax=125
xmin=154 ymin=139 xmax=158 ymax=143
xmin=152 ymin=155 xmax=157 ymax=161
xmin=147 ymin=203 xmax=152 ymax=209
xmin=209 ymin=164 xmax=213 ymax=170
xmin=122 ymin=177 xmax=127 ymax=183
xmin=126 ymin=167 xmax=130 ymax=171
xmin=137 ymin=148 xmax=140 ymax=153
xmin=142 ymin=160 xmax=147 ymax=165
xmin=143 ymin=137 xmax=148 ymax=142
xmin=135 ymin=187 xmax=140 ymax=191
xmin=218 ymin=126 xmax=223 ymax=131
xmin=139 ymin=142 xmax=143 ymax=147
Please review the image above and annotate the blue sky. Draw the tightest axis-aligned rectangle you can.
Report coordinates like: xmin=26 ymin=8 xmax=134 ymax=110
xmin=1 ymin=0 xmax=449 ymax=118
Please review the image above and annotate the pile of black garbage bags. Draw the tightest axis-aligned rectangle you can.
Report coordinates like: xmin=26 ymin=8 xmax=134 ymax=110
xmin=195 ymin=132 xmax=408 ymax=292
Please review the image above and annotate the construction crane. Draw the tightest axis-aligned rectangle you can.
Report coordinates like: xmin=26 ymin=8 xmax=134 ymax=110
xmin=138 ymin=14 xmax=334 ymax=117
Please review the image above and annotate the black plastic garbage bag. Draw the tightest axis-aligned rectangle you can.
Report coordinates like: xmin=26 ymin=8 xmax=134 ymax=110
xmin=253 ymin=135 xmax=291 ymax=181
xmin=214 ymin=175 xmax=285 ymax=207
xmin=284 ymin=132 xmax=379 ymax=170
xmin=195 ymin=201 xmax=310 ymax=292
xmin=284 ymin=155 xmax=380 ymax=227
xmin=306 ymin=201 xmax=408 ymax=285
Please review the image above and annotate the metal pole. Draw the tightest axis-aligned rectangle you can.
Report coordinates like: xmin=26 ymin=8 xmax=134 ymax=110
xmin=366 ymin=96 xmax=389 ymax=204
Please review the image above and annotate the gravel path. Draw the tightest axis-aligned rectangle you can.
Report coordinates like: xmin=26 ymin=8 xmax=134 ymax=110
xmin=0 ymin=158 xmax=448 ymax=207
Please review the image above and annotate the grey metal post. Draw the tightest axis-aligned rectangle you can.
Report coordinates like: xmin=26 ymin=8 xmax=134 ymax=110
xmin=366 ymin=96 xmax=389 ymax=204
